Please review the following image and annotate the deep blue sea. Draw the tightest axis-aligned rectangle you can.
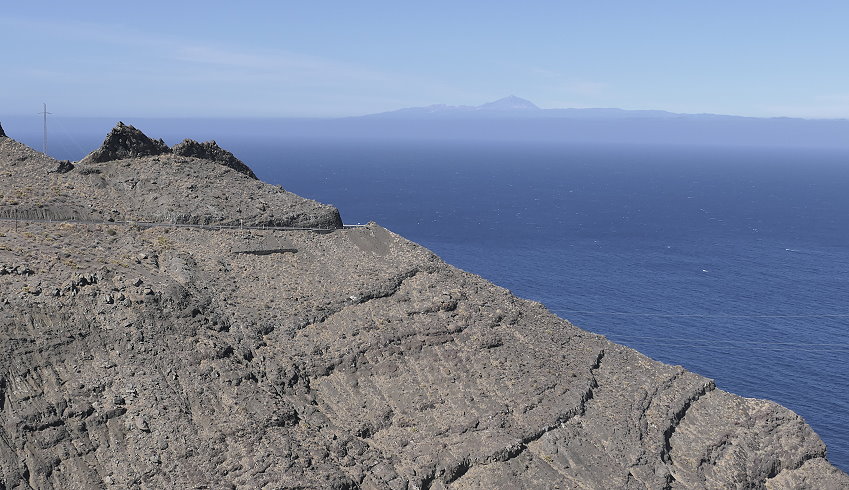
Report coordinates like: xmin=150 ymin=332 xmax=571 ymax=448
xmin=19 ymin=126 xmax=849 ymax=472
xmin=232 ymin=139 xmax=849 ymax=472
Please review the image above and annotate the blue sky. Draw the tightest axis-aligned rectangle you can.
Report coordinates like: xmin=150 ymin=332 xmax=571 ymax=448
xmin=3 ymin=1 xmax=849 ymax=118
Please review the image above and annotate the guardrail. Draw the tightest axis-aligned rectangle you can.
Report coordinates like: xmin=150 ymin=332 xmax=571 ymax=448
xmin=0 ymin=214 xmax=368 ymax=233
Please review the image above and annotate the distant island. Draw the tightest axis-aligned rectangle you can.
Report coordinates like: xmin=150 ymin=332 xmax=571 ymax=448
xmin=4 ymin=97 xmax=849 ymax=156
xmin=365 ymin=95 xmax=714 ymax=120
xmin=327 ymin=96 xmax=849 ymax=148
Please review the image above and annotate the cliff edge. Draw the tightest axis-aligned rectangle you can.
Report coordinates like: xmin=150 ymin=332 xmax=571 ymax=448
xmin=0 ymin=124 xmax=846 ymax=489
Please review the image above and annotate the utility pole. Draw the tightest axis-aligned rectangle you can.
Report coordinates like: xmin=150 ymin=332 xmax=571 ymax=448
xmin=38 ymin=103 xmax=52 ymax=155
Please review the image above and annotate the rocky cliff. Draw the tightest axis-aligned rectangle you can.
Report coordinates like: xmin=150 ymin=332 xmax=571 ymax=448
xmin=0 ymin=124 xmax=846 ymax=489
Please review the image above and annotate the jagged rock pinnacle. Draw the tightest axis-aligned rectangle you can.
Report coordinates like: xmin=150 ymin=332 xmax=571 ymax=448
xmin=78 ymin=123 xmax=260 ymax=180
xmin=0 ymin=121 xmax=6 ymax=138
xmin=81 ymin=122 xmax=170 ymax=163
xmin=172 ymin=139 xmax=258 ymax=179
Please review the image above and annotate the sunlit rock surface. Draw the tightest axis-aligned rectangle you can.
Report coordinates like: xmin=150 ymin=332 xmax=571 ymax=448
xmin=0 ymin=125 xmax=846 ymax=489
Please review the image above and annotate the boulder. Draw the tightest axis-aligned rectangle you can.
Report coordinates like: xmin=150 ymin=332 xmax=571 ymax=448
xmin=81 ymin=122 xmax=170 ymax=163
xmin=52 ymin=160 xmax=75 ymax=174
xmin=172 ymin=139 xmax=258 ymax=179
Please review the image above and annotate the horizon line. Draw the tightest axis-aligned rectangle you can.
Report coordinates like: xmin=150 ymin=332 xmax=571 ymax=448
xmin=2 ymin=102 xmax=849 ymax=122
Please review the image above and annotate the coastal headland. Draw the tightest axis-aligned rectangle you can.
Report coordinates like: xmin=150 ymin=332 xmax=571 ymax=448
xmin=0 ymin=123 xmax=846 ymax=488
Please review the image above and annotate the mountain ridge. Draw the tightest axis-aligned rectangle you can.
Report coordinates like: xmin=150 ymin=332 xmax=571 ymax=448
xmin=363 ymin=96 xmax=844 ymax=122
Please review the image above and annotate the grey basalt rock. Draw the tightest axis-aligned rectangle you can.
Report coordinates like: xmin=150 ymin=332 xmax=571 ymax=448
xmin=0 ymin=135 xmax=846 ymax=489
xmin=172 ymin=139 xmax=258 ymax=179
xmin=80 ymin=122 xmax=170 ymax=163
xmin=80 ymin=123 xmax=259 ymax=179
xmin=51 ymin=160 xmax=74 ymax=174
xmin=0 ymin=127 xmax=342 ymax=229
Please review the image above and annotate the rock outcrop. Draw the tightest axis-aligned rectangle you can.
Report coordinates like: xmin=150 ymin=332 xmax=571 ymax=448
xmin=80 ymin=122 xmax=170 ymax=163
xmin=0 ymin=128 xmax=341 ymax=229
xmin=50 ymin=160 xmax=74 ymax=174
xmin=81 ymin=124 xmax=258 ymax=180
xmin=0 ymin=125 xmax=846 ymax=489
xmin=172 ymin=139 xmax=258 ymax=179
xmin=0 ymin=121 xmax=6 ymax=138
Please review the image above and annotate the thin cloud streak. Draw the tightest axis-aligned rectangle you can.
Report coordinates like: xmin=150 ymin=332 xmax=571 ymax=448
xmin=171 ymin=45 xmax=393 ymax=84
xmin=1 ymin=15 xmax=462 ymax=116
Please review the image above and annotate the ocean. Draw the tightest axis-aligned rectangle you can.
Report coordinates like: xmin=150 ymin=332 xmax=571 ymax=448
xmin=233 ymin=139 xmax=849 ymax=472
xmin=19 ymin=126 xmax=849 ymax=472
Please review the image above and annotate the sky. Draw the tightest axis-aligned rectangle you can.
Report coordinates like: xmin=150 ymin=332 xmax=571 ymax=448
xmin=2 ymin=1 xmax=849 ymax=119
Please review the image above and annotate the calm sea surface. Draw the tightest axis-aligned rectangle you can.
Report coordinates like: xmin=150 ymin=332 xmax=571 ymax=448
xmin=34 ymin=130 xmax=849 ymax=472
xmin=234 ymin=139 xmax=849 ymax=472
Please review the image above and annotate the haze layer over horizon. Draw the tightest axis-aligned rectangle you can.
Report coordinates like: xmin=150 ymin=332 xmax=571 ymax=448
xmin=3 ymin=2 xmax=849 ymax=119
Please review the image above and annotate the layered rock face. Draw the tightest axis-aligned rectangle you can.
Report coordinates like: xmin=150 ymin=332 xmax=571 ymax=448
xmin=0 ymin=127 xmax=846 ymax=489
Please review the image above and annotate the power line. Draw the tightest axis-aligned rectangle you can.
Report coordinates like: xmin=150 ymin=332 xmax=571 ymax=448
xmin=51 ymin=116 xmax=86 ymax=157
xmin=37 ymin=103 xmax=52 ymax=155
